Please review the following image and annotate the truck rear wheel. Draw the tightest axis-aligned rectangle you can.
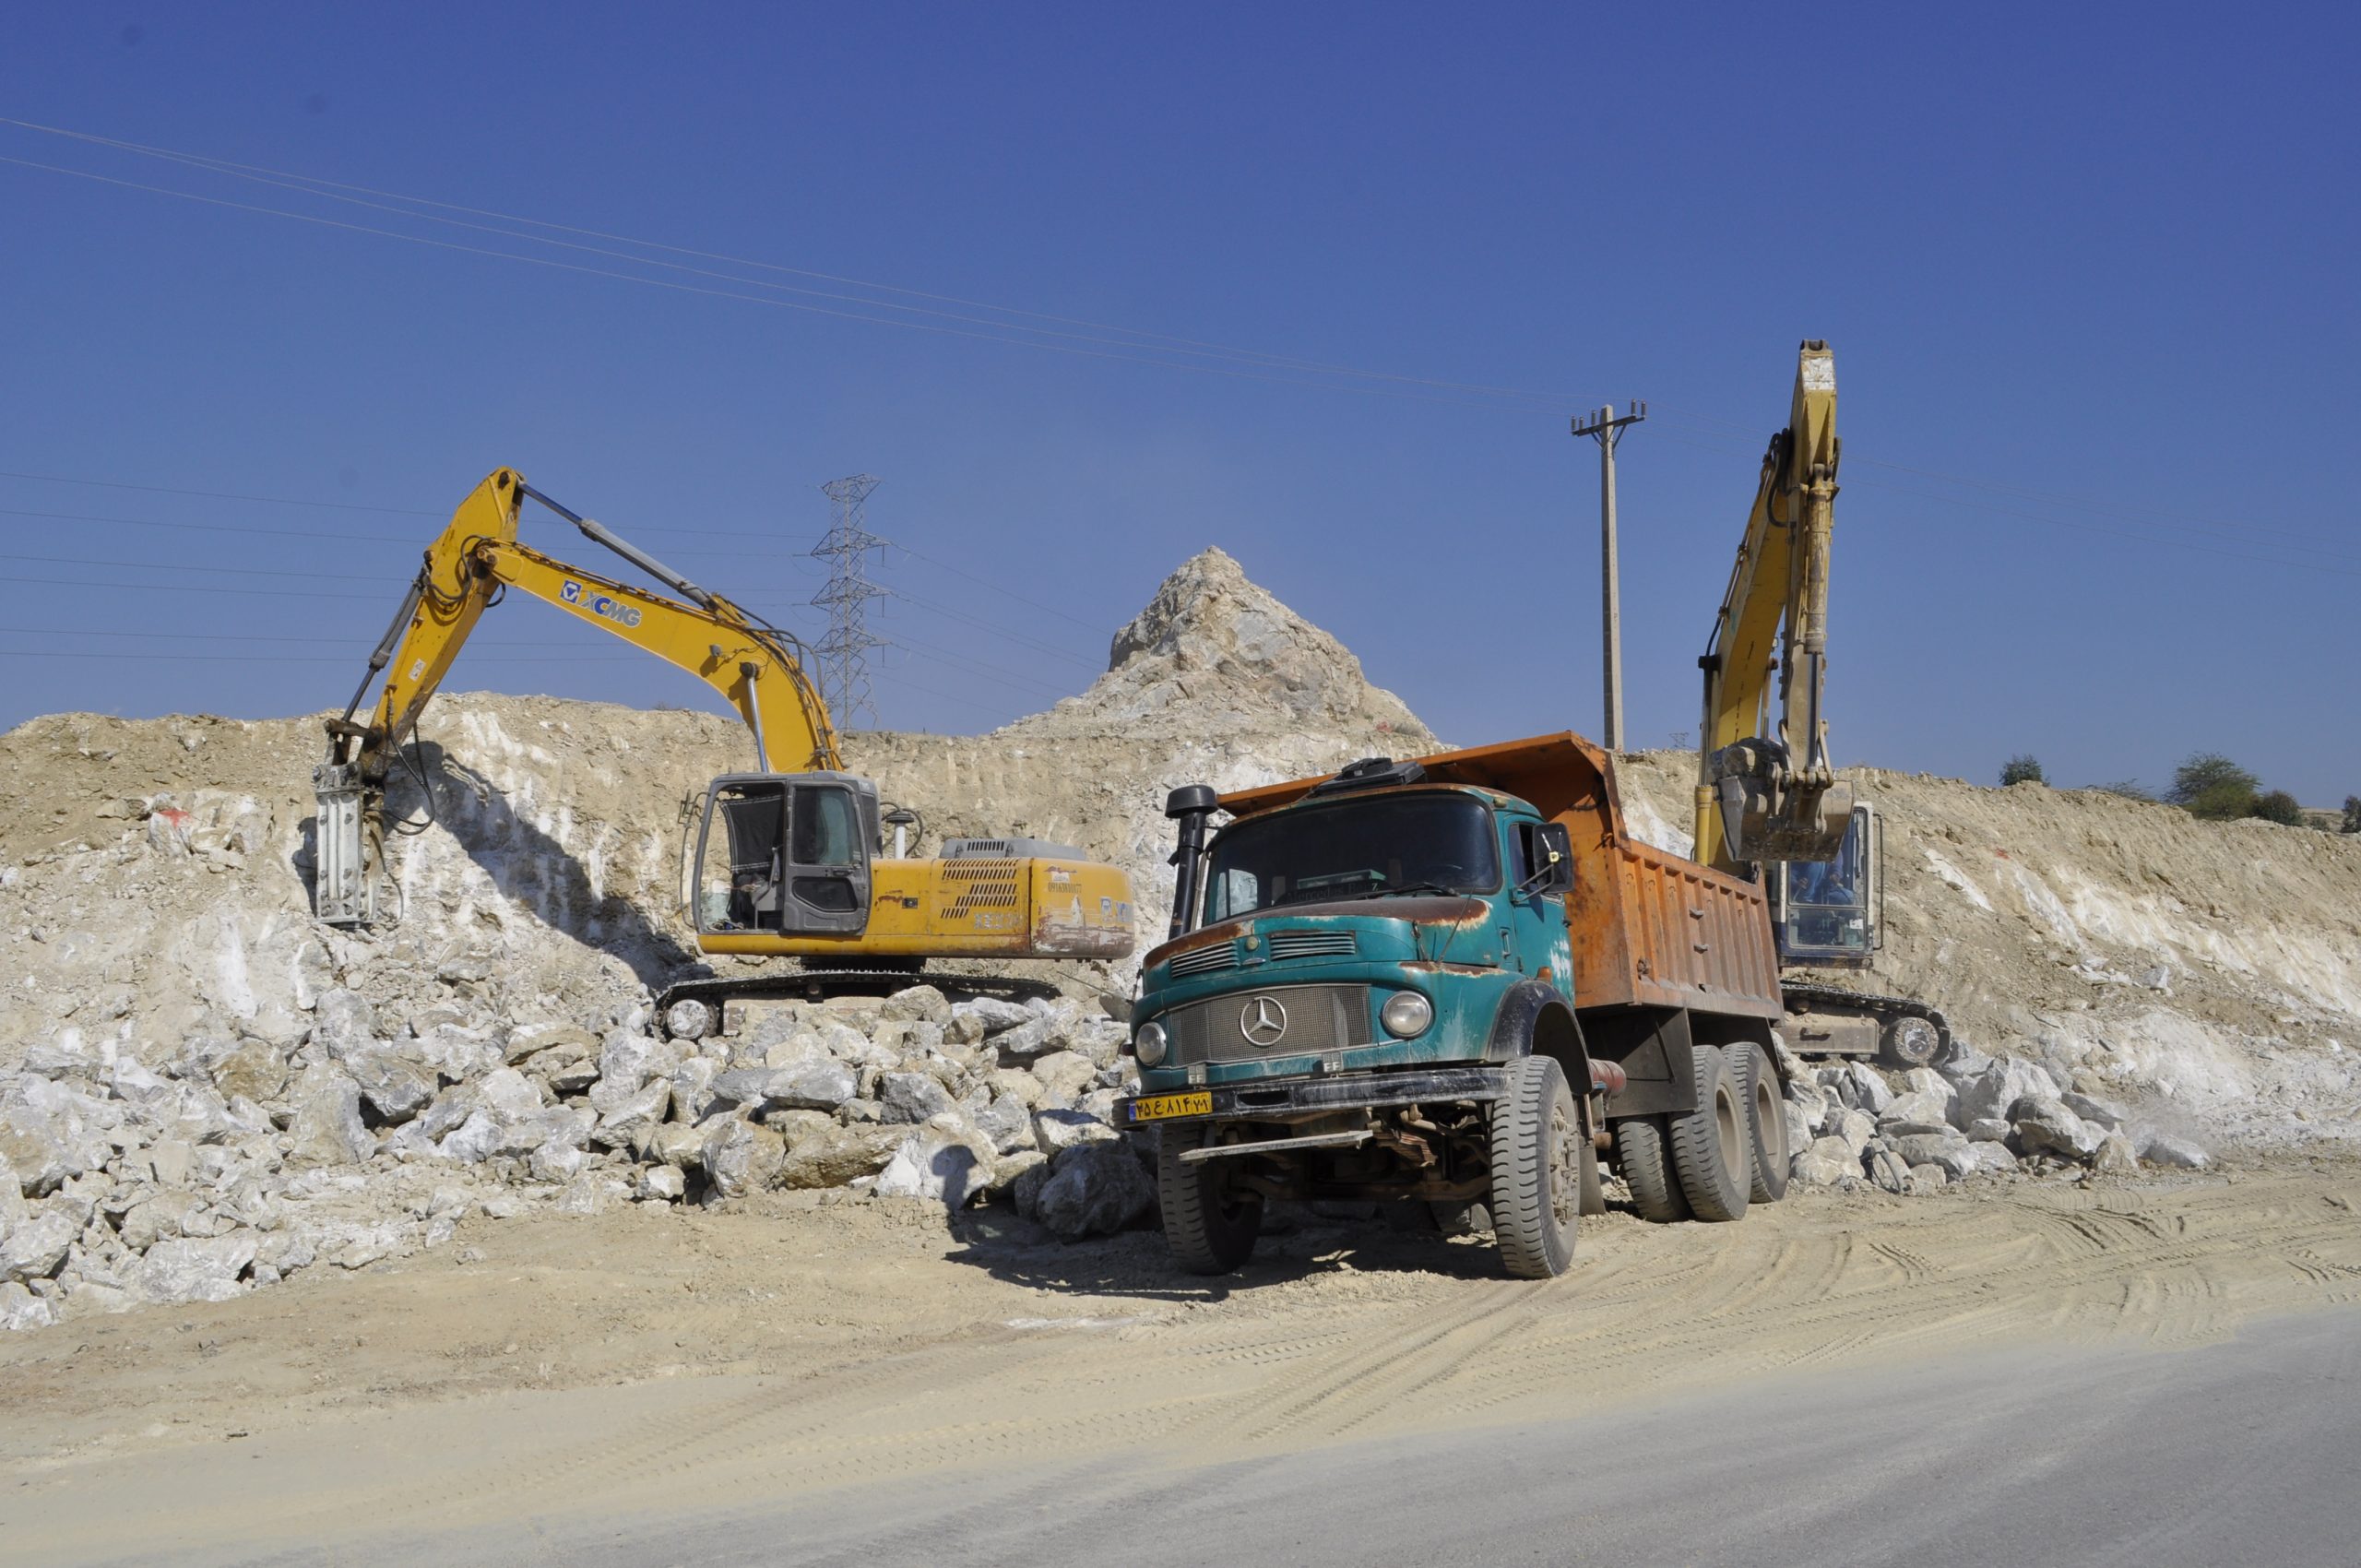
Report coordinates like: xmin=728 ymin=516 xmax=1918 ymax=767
xmin=1614 ymin=1114 xmax=1691 ymax=1223
xmin=1157 ymin=1124 xmax=1262 ymax=1275
xmin=1489 ymin=1055 xmax=1580 ymax=1278
xmin=1733 ymin=1040 xmax=1789 ymax=1205
xmin=1668 ymin=1044 xmax=1751 ymax=1222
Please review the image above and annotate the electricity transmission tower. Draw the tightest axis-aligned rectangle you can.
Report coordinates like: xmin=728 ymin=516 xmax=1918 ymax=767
xmin=810 ymin=474 xmax=887 ymax=728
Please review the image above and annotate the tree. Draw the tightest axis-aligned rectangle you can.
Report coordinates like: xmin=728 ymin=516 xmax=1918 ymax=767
xmin=2344 ymin=795 xmax=2361 ymax=834
xmin=1999 ymin=754 xmax=2046 ymax=787
xmin=2086 ymin=779 xmax=2153 ymax=801
xmin=2168 ymin=753 xmax=2261 ymax=821
xmin=2250 ymin=790 xmax=2304 ymax=826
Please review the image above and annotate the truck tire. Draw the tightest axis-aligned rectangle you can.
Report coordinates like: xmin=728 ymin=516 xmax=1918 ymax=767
xmin=1613 ymin=1114 xmax=1691 ymax=1223
xmin=1488 ymin=1055 xmax=1580 ymax=1278
xmin=1157 ymin=1124 xmax=1262 ymax=1275
xmin=1733 ymin=1040 xmax=1789 ymax=1205
xmin=1668 ymin=1044 xmax=1751 ymax=1223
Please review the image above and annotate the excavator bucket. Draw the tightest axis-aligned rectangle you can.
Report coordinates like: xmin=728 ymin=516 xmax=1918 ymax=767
xmin=1707 ymin=738 xmax=1854 ymax=863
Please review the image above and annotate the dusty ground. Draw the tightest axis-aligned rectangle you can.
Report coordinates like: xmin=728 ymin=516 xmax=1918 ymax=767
xmin=4 ymin=1163 xmax=2357 ymax=1564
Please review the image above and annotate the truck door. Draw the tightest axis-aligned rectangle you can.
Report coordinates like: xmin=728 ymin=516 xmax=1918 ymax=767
xmin=780 ymin=781 xmax=871 ymax=936
xmin=1509 ymin=818 xmax=1577 ymax=996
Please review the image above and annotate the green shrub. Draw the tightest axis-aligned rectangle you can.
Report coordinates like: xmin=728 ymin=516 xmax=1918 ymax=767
xmin=2249 ymin=790 xmax=2304 ymax=826
xmin=1999 ymin=754 xmax=2046 ymax=787
xmin=2169 ymin=753 xmax=2261 ymax=821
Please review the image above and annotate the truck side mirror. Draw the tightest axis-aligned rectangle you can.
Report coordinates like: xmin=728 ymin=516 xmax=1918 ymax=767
xmin=1539 ymin=823 xmax=1575 ymax=894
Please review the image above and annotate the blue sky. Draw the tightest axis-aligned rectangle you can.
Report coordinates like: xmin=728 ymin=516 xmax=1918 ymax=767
xmin=2 ymin=4 xmax=2354 ymax=802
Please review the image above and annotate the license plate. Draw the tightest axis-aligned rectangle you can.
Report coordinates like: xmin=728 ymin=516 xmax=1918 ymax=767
xmin=1127 ymin=1091 xmax=1212 ymax=1123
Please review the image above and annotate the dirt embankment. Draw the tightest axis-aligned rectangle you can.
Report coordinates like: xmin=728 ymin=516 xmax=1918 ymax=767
xmin=1612 ymin=753 xmax=2361 ymax=1147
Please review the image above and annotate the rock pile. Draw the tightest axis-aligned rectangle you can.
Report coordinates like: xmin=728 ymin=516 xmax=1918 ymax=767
xmin=0 ymin=970 xmax=1157 ymax=1332
xmin=1778 ymin=1042 xmax=2211 ymax=1198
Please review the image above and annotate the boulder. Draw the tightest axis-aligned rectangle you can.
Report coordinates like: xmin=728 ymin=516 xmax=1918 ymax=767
xmin=881 ymin=985 xmax=953 ymax=1026
xmin=1780 ymin=1100 xmax=1816 ymax=1161
xmin=1832 ymin=1109 xmax=1878 ymax=1155
xmin=1065 ymin=1017 xmax=1131 ymax=1069
xmin=1789 ymin=1149 xmax=1855 ymax=1186
xmin=1961 ymin=1140 xmax=2020 ymax=1175
xmin=2062 ymin=1091 xmax=2129 ymax=1131
xmin=1029 ymin=1051 xmax=1099 ymax=1104
xmin=772 ymin=1115 xmax=905 ymax=1190
xmin=1877 ymin=1089 xmax=1956 ymax=1132
xmin=953 ymin=997 xmax=1035 ymax=1035
xmin=1889 ymin=1131 xmax=1971 ymax=1171
xmin=2011 ymin=1096 xmax=2105 ymax=1161
xmin=640 ymin=1123 xmax=706 ymax=1173
xmin=1905 ymin=1164 xmax=1950 ymax=1197
xmin=991 ymin=1016 xmax=1060 ymax=1061
xmin=504 ymin=1023 xmax=600 ymax=1067
xmin=1835 ymin=1063 xmax=1893 ymax=1115
xmin=1033 ymin=1107 xmax=1118 ymax=1156
xmin=2091 ymin=1132 xmax=2140 ymax=1175
xmin=0 ymin=1281 xmax=55 ymax=1333
xmin=0 ymin=1084 xmax=117 ymax=1195
xmin=701 ymin=1119 xmax=786 ymax=1200
xmin=2137 ymin=1131 xmax=2210 ymax=1170
xmin=415 ymin=1024 xmax=502 ymax=1082
xmin=1865 ymin=1147 xmax=1911 ymax=1194
xmin=286 ymin=1067 xmax=375 ymax=1166
xmin=343 ymin=1048 xmax=436 ymax=1123
xmin=637 ymin=1165 xmax=687 ymax=1203
xmin=1966 ymin=1118 xmax=2015 ymax=1144
xmin=593 ymin=1078 xmax=672 ymax=1146
xmin=1958 ymin=1058 xmax=2061 ymax=1127
xmin=1806 ymin=1135 xmax=1858 ymax=1170
xmin=134 ymin=1233 xmax=257 ymax=1305
xmin=209 ymin=1039 xmax=290 ymax=1104
xmin=309 ymin=989 xmax=378 ymax=1053
xmin=1032 ymin=1141 xmax=1157 ymax=1240
xmin=1 ymin=1209 xmax=77 ymax=1284
xmin=973 ymin=1095 xmax=1039 ymax=1156
xmin=872 ymin=1117 xmax=996 ymax=1208
xmin=878 ymin=1072 xmax=957 ymax=1124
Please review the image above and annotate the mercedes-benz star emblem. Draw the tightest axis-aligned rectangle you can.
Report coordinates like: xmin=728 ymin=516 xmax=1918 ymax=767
xmin=1240 ymin=995 xmax=1288 ymax=1048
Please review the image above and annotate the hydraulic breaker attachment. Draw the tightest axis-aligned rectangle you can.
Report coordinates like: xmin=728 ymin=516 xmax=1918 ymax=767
xmin=313 ymin=761 xmax=374 ymax=925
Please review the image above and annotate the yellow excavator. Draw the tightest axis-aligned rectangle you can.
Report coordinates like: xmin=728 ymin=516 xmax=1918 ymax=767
xmin=312 ymin=469 xmax=1135 ymax=1008
xmin=1695 ymin=342 xmax=1950 ymax=1066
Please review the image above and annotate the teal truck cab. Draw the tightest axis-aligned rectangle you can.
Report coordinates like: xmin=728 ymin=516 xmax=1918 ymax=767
xmin=1116 ymin=734 xmax=1796 ymax=1278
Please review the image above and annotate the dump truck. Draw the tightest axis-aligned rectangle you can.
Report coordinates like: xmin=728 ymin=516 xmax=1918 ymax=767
xmin=1116 ymin=733 xmax=1794 ymax=1278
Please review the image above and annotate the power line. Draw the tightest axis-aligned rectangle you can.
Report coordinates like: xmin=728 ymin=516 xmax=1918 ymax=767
xmin=0 ymin=117 xmax=1604 ymax=408
xmin=0 ymin=469 xmax=437 ymax=516
xmin=882 ymin=585 xmax=1102 ymax=669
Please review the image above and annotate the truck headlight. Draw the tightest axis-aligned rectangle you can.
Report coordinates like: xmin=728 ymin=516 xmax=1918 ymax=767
xmin=1380 ymin=992 xmax=1432 ymax=1039
xmin=1135 ymin=1021 xmax=1169 ymax=1066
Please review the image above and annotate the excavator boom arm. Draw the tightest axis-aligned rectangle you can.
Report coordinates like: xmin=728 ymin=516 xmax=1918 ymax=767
xmin=1694 ymin=342 xmax=1849 ymax=872
xmin=314 ymin=469 xmax=840 ymax=922
xmin=328 ymin=469 xmax=839 ymax=785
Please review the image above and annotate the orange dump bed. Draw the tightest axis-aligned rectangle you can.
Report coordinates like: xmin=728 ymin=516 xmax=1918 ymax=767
xmin=1219 ymin=732 xmax=1784 ymax=1022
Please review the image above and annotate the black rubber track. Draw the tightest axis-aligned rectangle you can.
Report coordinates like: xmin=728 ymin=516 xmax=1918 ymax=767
xmin=1612 ymin=1113 xmax=1690 ymax=1223
xmin=1488 ymin=1055 xmax=1579 ymax=1278
xmin=1734 ymin=1040 xmax=1790 ymax=1205
xmin=1157 ymin=1123 xmax=1262 ymax=1275
xmin=1668 ymin=1043 xmax=1750 ymax=1222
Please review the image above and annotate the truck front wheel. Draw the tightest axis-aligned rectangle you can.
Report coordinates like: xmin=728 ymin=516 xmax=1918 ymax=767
xmin=1489 ymin=1055 xmax=1580 ymax=1278
xmin=1157 ymin=1124 xmax=1262 ymax=1275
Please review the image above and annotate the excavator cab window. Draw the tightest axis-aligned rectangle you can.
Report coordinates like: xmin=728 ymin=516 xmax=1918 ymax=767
xmin=694 ymin=776 xmax=872 ymax=938
xmin=1771 ymin=803 xmax=1880 ymax=965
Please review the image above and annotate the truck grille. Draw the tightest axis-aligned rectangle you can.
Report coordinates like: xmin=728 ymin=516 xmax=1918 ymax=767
xmin=1168 ymin=983 xmax=1372 ymax=1064
xmin=1267 ymin=930 xmax=1357 ymax=960
xmin=1168 ymin=943 xmax=1238 ymax=979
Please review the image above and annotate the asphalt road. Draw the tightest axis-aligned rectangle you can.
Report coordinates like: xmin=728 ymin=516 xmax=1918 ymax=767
xmin=233 ymin=1305 xmax=2361 ymax=1568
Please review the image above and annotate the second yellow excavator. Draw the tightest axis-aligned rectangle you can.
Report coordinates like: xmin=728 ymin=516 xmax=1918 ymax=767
xmin=312 ymin=469 xmax=1135 ymax=1005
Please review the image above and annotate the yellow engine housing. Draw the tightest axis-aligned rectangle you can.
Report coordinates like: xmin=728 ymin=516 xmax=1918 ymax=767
xmin=697 ymin=856 xmax=1136 ymax=961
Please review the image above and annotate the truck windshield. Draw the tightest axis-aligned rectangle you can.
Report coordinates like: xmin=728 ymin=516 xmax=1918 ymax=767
xmin=1203 ymin=793 xmax=1500 ymax=922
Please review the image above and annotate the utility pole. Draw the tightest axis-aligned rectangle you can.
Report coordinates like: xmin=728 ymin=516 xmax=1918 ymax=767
xmin=810 ymin=474 xmax=887 ymax=728
xmin=1572 ymin=400 xmax=1646 ymax=753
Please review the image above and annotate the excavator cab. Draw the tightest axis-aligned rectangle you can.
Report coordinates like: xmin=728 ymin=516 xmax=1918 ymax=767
xmin=691 ymin=772 xmax=878 ymax=938
xmin=1765 ymin=801 xmax=1881 ymax=967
